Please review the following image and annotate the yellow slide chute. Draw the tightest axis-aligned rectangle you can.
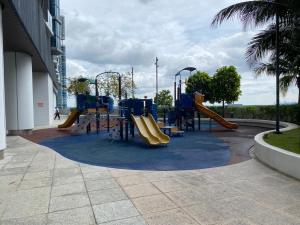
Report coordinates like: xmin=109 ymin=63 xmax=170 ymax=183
xmin=58 ymin=110 xmax=81 ymax=128
xmin=131 ymin=114 xmax=170 ymax=146
xmin=194 ymin=92 xmax=238 ymax=129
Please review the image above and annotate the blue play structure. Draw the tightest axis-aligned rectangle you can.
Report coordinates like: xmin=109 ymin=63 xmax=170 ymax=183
xmin=168 ymin=93 xmax=200 ymax=131
xmin=77 ymin=94 xmax=114 ymax=112
xmin=120 ymin=98 xmax=158 ymax=121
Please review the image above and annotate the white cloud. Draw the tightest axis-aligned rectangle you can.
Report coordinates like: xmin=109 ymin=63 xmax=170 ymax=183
xmin=62 ymin=0 xmax=298 ymax=107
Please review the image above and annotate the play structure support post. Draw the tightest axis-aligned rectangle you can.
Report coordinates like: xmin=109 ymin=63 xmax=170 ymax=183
xmin=163 ymin=107 xmax=166 ymax=124
xmin=198 ymin=112 xmax=201 ymax=131
xmin=174 ymin=81 xmax=176 ymax=107
xmin=120 ymin=119 xmax=124 ymax=140
xmin=107 ymin=106 xmax=110 ymax=133
xmin=125 ymin=119 xmax=129 ymax=141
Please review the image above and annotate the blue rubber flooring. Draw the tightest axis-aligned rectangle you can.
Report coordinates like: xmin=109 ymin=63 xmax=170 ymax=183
xmin=40 ymin=124 xmax=231 ymax=171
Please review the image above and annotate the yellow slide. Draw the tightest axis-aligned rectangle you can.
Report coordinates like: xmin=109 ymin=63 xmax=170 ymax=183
xmin=194 ymin=92 xmax=238 ymax=129
xmin=131 ymin=115 xmax=160 ymax=146
xmin=58 ymin=110 xmax=81 ymax=128
xmin=142 ymin=114 xmax=170 ymax=144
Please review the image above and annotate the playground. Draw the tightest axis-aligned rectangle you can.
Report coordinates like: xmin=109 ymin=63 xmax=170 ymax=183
xmin=2 ymin=71 xmax=300 ymax=224
xmin=18 ymin=71 xmax=270 ymax=171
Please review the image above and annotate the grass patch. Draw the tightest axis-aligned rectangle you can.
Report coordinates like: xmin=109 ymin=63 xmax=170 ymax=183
xmin=264 ymin=128 xmax=300 ymax=154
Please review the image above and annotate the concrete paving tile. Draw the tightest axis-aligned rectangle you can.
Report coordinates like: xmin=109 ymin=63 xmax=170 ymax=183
xmin=251 ymin=189 xmax=300 ymax=210
xmin=152 ymin=178 xmax=189 ymax=193
xmin=86 ymin=178 xmax=119 ymax=192
xmin=109 ymin=169 xmax=141 ymax=178
xmin=18 ymin=178 xmax=52 ymax=190
xmin=1 ymin=187 xmax=50 ymax=220
xmin=0 ymin=214 xmax=47 ymax=225
xmin=89 ymin=187 xmax=128 ymax=205
xmin=55 ymin=160 xmax=79 ymax=169
xmin=0 ymin=174 xmax=23 ymax=192
xmin=166 ymin=189 xmax=208 ymax=207
xmin=175 ymin=174 xmax=217 ymax=187
xmin=47 ymin=206 xmax=96 ymax=225
xmin=54 ymin=167 xmax=81 ymax=178
xmin=0 ymin=201 xmax=6 ymax=220
xmin=144 ymin=208 xmax=199 ymax=225
xmin=10 ymin=154 xmax=35 ymax=163
xmin=282 ymin=183 xmax=300 ymax=199
xmin=252 ymin=175 xmax=294 ymax=191
xmin=81 ymin=166 xmax=109 ymax=174
xmin=53 ymin=175 xmax=84 ymax=186
xmin=183 ymin=201 xmax=230 ymax=225
xmin=117 ymin=175 xmax=148 ymax=187
xmin=100 ymin=216 xmax=147 ymax=225
xmin=49 ymin=193 xmax=90 ymax=212
xmin=0 ymin=167 xmax=27 ymax=176
xmin=228 ymin=180 xmax=265 ymax=198
xmin=27 ymin=161 xmax=55 ymax=172
xmin=281 ymin=203 xmax=300 ymax=219
xmin=4 ymin=162 xmax=31 ymax=169
xmin=123 ymin=183 xmax=161 ymax=199
xmin=143 ymin=172 xmax=174 ymax=182
xmin=51 ymin=182 xmax=86 ymax=197
xmin=216 ymin=197 xmax=270 ymax=220
xmin=83 ymin=171 xmax=112 ymax=181
xmin=93 ymin=200 xmax=139 ymax=224
xmin=248 ymin=210 xmax=300 ymax=225
xmin=198 ymin=183 xmax=241 ymax=200
xmin=132 ymin=194 xmax=176 ymax=215
xmin=222 ymin=218 xmax=257 ymax=225
xmin=23 ymin=170 xmax=52 ymax=180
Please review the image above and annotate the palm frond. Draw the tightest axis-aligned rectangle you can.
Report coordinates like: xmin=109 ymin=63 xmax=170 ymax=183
xmin=212 ymin=1 xmax=285 ymax=29
xmin=280 ymin=75 xmax=297 ymax=95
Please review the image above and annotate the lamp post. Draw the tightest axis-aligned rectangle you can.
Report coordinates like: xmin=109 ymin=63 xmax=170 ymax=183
xmin=173 ymin=67 xmax=197 ymax=129
xmin=275 ymin=6 xmax=281 ymax=134
xmin=174 ymin=67 xmax=197 ymax=104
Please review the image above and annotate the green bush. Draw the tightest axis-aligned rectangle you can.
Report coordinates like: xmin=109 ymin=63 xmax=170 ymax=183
xmin=208 ymin=104 xmax=300 ymax=125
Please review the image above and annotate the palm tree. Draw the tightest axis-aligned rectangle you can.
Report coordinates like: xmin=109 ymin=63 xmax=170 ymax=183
xmin=212 ymin=0 xmax=300 ymax=104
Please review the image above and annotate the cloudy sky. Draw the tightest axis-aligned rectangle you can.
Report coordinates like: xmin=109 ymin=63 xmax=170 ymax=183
xmin=61 ymin=0 xmax=298 ymax=106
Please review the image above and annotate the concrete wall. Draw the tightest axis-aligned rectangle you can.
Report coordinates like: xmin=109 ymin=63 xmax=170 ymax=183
xmin=33 ymin=72 xmax=54 ymax=126
xmin=4 ymin=52 xmax=34 ymax=132
xmin=0 ymin=7 xmax=6 ymax=155
xmin=254 ymin=122 xmax=300 ymax=180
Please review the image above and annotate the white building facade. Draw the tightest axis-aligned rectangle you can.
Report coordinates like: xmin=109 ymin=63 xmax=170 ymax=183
xmin=0 ymin=0 xmax=64 ymax=158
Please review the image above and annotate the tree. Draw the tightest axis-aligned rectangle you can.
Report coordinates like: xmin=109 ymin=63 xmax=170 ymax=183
xmin=185 ymin=71 xmax=213 ymax=102
xmin=212 ymin=66 xmax=242 ymax=117
xmin=212 ymin=0 xmax=300 ymax=104
xmin=67 ymin=77 xmax=91 ymax=96
xmin=97 ymin=72 xmax=137 ymax=99
xmin=154 ymin=90 xmax=173 ymax=109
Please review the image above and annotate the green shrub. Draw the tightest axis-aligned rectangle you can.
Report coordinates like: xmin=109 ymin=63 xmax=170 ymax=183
xmin=208 ymin=104 xmax=300 ymax=125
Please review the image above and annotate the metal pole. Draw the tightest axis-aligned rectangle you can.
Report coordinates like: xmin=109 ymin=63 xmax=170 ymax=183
xmin=95 ymin=79 xmax=99 ymax=134
xmin=275 ymin=8 xmax=281 ymax=134
xmin=174 ymin=81 xmax=176 ymax=107
xmin=155 ymin=57 xmax=159 ymax=97
xmin=131 ymin=67 xmax=134 ymax=98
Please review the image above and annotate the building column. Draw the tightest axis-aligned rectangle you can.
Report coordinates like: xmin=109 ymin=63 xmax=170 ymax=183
xmin=4 ymin=52 xmax=34 ymax=134
xmin=33 ymin=72 xmax=54 ymax=127
xmin=0 ymin=6 xmax=6 ymax=157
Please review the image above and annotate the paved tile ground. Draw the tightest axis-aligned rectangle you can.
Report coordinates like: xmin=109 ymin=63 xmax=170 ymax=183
xmin=0 ymin=136 xmax=300 ymax=225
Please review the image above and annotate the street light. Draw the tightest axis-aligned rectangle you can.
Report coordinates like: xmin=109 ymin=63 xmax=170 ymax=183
xmin=174 ymin=67 xmax=197 ymax=106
